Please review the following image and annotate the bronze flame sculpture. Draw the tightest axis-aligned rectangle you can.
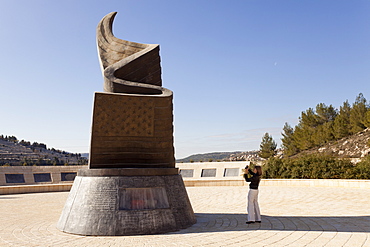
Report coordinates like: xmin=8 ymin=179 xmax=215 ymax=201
xmin=57 ymin=12 xmax=195 ymax=236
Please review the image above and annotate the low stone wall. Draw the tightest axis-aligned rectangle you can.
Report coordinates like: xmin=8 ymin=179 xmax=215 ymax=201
xmin=0 ymin=162 xmax=249 ymax=187
xmin=182 ymin=179 xmax=370 ymax=188
xmin=1 ymin=162 xmax=370 ymax=194
xmin=261 ymin=178 xmax=370 ymax=189
xmin=0 ymin=166 xmax=86 ymax=186
xmin=177 ymin=161 xmax=248 ymax=186
xmin=177 ymin=162 xmax=370 ymax=188
xmin=0 ymin=183 xmax=73 ymax=195
xmin=177 ymin=161 xmax=249 ymax=177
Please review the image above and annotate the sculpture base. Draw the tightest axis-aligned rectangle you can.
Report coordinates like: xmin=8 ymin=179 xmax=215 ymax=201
xmin=57 ymin=169 xmax=196 ymax=236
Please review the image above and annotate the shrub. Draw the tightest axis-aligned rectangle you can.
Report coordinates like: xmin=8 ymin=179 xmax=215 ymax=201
xmin=263 ymin=154 xmax=357 ymax=179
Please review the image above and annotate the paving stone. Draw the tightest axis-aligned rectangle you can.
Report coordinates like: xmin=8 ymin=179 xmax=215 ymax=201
xmin=0 ymin=185 xmax=370 ymax=246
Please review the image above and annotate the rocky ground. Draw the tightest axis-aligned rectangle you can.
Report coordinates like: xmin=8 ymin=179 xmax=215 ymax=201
xmin=228 ymin=128 xmax=370 ymax=163
xmin=296 ymin=128 xmax=370 ymax=162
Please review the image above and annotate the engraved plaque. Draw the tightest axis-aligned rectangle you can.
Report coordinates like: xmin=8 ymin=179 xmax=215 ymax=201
xmin=61 ymin=172 xmax=77 ymax=181
xmin=223 ymin=168 xmax=239 ymax=177
xmin=180 ymin=169 xmax=194 ymax=177
xmin=34 ymin=173 xmax=52 ymax=182
xmin=119 ymin=187 xmax=169 ymax=210
xmin=201 ymin=169 xmax=216 ymax=177
xmin=5 ymin=174 xmax=25 ymax=183
xmin=87 ymin=188 xmax=117 ymax=211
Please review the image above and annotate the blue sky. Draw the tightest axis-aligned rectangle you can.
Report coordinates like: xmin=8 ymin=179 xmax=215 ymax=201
xmin=1 ymin=1 xmax=370 ymax=159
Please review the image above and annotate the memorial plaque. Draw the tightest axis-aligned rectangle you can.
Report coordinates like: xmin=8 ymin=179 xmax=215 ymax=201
xmin=119 ymin=187 xmax=169 ymax=210
xmin=179 ymin=169 xmax=194 ymax=177
xmin=5 ymin=174 xmax=25 ymax=183
xmin=223 ymin=168 xmax=240 ymax=177
xmin=201 ymin=169 xmax=216 ymax=177
xmin=61 ymin=172 xmax=77 ymax=181
xmin=34 ymin=173 xmax=52 ymax=182
xmin=87 ymin=188 xmax=117 ymax=211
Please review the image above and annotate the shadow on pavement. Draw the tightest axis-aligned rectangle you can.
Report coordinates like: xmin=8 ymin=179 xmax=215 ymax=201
xmin=0 ymin=196 xmax=21 ymax=199
xmin=168 ymin=213 xmax=370 ymax=234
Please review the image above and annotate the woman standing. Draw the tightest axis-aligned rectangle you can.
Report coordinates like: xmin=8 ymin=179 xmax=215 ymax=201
xmin=243 ymin=164 xmax=262 ymax=224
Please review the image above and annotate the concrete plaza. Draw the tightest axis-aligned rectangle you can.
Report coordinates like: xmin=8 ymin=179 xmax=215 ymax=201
xmin=0 ymin=185 xmax=369 ymax=246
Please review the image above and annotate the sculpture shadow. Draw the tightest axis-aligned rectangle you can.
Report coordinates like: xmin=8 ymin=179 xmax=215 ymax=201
xmin=0 ymin=196 xmax=20 ymax=199
xmin=168 ymin=213 xmax=370 ymax=235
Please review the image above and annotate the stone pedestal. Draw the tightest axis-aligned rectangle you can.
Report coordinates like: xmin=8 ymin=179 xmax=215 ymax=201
xmin=57 ymin=168 xmax=196 ymax=236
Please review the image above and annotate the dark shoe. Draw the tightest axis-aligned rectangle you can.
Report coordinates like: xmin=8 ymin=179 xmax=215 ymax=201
xmin=246 ymin=221 xmax=255 ymax=224
xmin=256 ymin=221 xmax=261 ymax=223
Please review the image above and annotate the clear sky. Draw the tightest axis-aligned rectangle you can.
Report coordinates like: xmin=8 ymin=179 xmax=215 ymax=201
xmin=1 ymin=1 xmax=370 ymax=159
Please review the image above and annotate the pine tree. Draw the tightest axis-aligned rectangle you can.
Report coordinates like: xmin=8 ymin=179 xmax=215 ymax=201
xmin=312 ymin=103 xmax=337 ymax=145
xmin=349 ymin=93 xmax=368 ymax=134
xmin=364 ymin=110 xmax=370 ymax=128
xmin=281 ymin=122 xmax=298 ymax=156
xmin=314 ymin=121 xmax=335 ymax=146
xmin=315 ymin=103 xmax=337 ymax=124
xmin=280 ymin=93 xmax=369 ymax=157
xmin=333 ymin=100 xmax=351 ymax=139
xmin=294 ymin=108 xmax=318 ymax=150
xmin=259 ymin=132 xmax=277 ymax=159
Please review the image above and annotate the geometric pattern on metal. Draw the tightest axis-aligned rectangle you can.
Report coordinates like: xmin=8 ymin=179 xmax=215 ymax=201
xmin=93 ymin=94 xmax=154 ymax=137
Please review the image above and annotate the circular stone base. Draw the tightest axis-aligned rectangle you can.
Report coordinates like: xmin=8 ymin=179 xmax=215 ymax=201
xmin=57 ymin=171 xmax=196 ymax=236
xmin=78 ymin=168 xmax=179 ymax=176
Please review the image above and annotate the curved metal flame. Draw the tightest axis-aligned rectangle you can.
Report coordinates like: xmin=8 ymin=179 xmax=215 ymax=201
xmin=97 ymin=12 xmax=170 ymax=95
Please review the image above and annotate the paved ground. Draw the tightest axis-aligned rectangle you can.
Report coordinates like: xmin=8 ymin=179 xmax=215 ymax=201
xmin=0 ymin=185 xmax=370 ymax=247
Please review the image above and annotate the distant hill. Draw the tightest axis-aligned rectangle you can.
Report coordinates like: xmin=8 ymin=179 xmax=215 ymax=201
xmin=80 ymin=153 xmax=89 ymax=158
xmin=176 ymin=152 xmax=237 ymax=163
xmin=176 ymin=128 xmax=370 ymax=163
xmin=176 ymin=150 xmax=262 ymax=163
xmin=0 ymin=135 xmax=87 ymax=166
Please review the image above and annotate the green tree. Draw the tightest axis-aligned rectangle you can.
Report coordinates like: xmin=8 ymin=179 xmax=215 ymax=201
xmin=294 ymin=108 xmax=319 ymax=150
xmin=279 ymin=93 xmax=369 ymax=159
xmin=333 ymin=100 xmax=351 ymax=139
xmin=259 ymin=132 xmax=277 ymax=159
xmin=315 ymin=103 xmax=337 ymax=124
xmin=364 ymin=110 xmax=370 ymax=128
xmin=281 ymin=122 xmax=298 ymax=156
xmin=349 ymin=93 xmax=368 ymax=134
xmin=263 ymin=154 xmax=356 ymax=179
xmin=312 ymin=103 xmax=337 ymax=146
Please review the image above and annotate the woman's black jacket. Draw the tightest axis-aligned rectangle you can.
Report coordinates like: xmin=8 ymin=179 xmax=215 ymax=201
xmin=243 ymin=169 xmax=261 ymax=189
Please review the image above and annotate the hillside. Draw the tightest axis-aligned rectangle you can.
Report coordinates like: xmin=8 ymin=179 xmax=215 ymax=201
xmin=177 ymin=128 xmax=370 ymax=163
xmin=294 ymin=128 xmax=370 ymax=162
xmin=0 ymin=137 xmax=87 ymax=166
xmin=176 ymin=150 xmax=263 ymax=163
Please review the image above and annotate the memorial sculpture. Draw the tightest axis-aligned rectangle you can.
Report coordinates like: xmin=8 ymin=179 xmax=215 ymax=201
xmin=57 ymin=12 xmax=196 ymax=236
